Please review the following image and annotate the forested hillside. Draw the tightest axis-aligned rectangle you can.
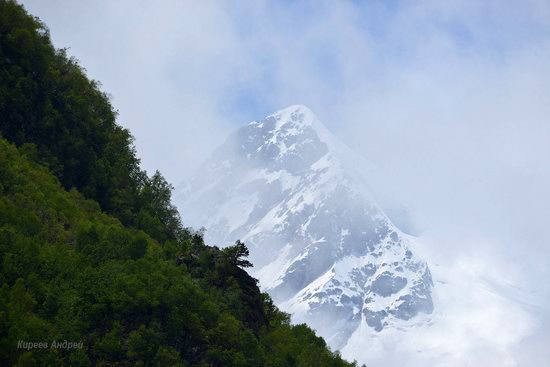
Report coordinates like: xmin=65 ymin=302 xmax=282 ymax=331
xmin=0 ymin=0 xmax=181 ymax=244
xmin=0 ymin=1 xmax=359 ymax=366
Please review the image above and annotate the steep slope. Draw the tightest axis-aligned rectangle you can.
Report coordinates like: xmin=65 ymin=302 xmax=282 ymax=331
xmin=0 ymin=0 xmax=182 ymax=243
xmin=177 ymin=105 xmax=434 ymax=349
xmin=340 ymin=237 xmax=546 ymax=366
xmin=0 ymin=137 xmax=355 ymax=366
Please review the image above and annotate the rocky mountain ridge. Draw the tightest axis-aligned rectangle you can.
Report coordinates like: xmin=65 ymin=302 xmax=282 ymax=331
xmin=177 ymin=105 xmax=434 ymax=350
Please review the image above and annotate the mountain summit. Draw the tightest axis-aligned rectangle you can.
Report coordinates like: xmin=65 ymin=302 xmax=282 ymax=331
xmin=177 ymin=105 xmax=434 ymax=350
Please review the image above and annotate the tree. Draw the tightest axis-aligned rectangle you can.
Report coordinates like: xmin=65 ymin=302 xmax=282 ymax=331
xmin=137 ymin=171 xmax=183 ymax=242
xmin=221 ymin=240 xmax=253 ymax=268
xmin=0 ymin=0 xmax=188 ymax=244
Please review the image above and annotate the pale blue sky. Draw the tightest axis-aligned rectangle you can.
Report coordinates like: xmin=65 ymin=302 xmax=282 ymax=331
xmin=20 ymin=1 xmax=550 ymax=139
xmin=20 ymin=1 xmax=550 ymax=136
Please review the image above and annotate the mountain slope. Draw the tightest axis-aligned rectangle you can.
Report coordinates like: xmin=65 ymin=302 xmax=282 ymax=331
xmin=0 ymin=136 xmax=355 ymax=366
xmin=0 ymin=0 xmax=183 ymax=243
xmin=177 ymin=105 xmax=434 ymax=350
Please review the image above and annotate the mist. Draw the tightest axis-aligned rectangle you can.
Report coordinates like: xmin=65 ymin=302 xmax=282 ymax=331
xmin=20 ymin=0 xmax=550 ymax=365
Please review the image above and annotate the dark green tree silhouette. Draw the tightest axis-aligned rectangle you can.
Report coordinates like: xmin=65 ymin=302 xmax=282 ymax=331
xmin=222 ymin=240 xmax=253 ymax=268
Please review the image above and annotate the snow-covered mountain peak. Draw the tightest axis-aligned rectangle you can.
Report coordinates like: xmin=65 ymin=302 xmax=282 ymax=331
xmin=238 ymin=104 xmax=338 ymax=173
xmin=240 ymin=105 xmax=376 ymax=189
xmin=266 ymin=104 xmax=333 ymax=139
xmin=263 ymin=104 xmax=316 ymax=128
xmin=177 ymin=105 xmax=434 ymax=353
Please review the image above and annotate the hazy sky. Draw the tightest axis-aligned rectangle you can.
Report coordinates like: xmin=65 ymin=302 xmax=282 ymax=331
xmin=19 ymin=1 xmax=550 ymax=365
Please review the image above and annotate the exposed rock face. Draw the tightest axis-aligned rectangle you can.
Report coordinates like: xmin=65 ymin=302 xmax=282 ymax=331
xmin=176 ymin=105 xmax=434 ymax=350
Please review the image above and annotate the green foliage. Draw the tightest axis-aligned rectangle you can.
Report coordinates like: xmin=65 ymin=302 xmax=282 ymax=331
xmin=221 ymin=240 xmax=253 ymax=268
xmin=0 ymin=139 xmax=357 ymax=366
xmin=0 ymin=0 xmax=184 ymax=244
xmin=0 ymin=1 xmax=361 ymax=366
